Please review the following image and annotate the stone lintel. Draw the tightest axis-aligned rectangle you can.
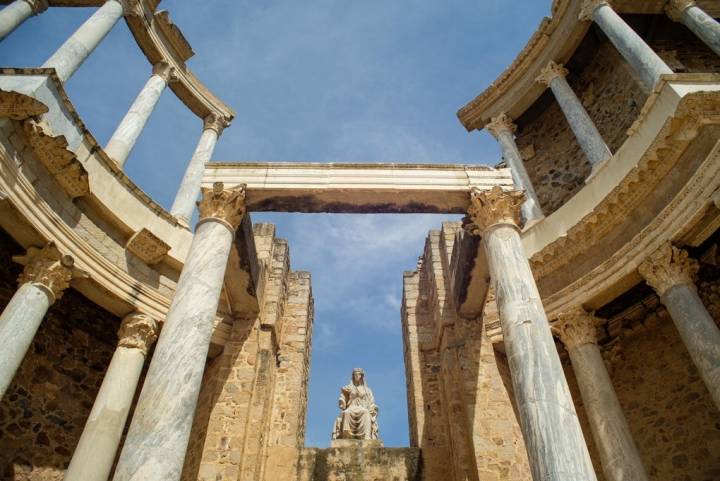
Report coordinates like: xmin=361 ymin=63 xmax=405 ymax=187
xmin=125 ymin=227 xmax=171 ymax=265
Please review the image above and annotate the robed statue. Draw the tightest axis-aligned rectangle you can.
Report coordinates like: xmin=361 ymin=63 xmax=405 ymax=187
xmin=332 ymin=368 xmax=379 ymax=440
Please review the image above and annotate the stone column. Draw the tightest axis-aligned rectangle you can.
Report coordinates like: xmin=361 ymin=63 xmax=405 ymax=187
xmin=580 ymin=0 xmax=673 ymax=91
xmin=65 ymin=313 xmax=158 ymax=481
xmin=536 ymin=61 xmax=612 ymax=170
xmin=666 ymin=0 xmax=720 ymax=57
xmin=105 ymin=62 xmax=175 ymax=167
xmin=554 ymin=308 xmax=649 ymax=481
xmin=170 ymin=112 xmax=229 ymax=226
xmin=466 ymin=186 xmax=597 ymax=481
xmin=0 ymin=0 xmax=47 ymax=41
xmin=41 ymin=0 xmax=124 ymax=82
xmin=486 ymin=113 xmax=544 ymax=224
xmin=0 ymin=243 xmax=74 ymax=398
xmin=639 ymin=242 xmax=720 ymax=409
xmin=113 ymin=182 xmax=246 ymax=481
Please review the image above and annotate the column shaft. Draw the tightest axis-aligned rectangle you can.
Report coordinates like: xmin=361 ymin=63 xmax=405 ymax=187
xmin=680 ymin=5 xmax=720 ymax=57
xmin=41 ymin=0 xmax=123 ymax=82
xmin=0 ymin=0 xmax=44 ymax=40
xmin=495 ymin=129 xmax=544 ymax=223
xmin=170 ymin=128 xmax=219 ymax=224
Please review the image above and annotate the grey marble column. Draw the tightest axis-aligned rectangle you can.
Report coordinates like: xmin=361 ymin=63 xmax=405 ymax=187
xmin=666 ymin=0 xmax=720 ymax=57
xmin=0 ymin=243 xmax=75 ymax=398
xmin=65 ymin=313 xmax=158 ymax=481
xmin=41 ymin=0 xmax=123 ymax=82
xmin=466 ymin=186 xmax=597 ymax=481
xmin=486 ymin=113 xmax=544 ymax=224
xmin=170 ymin=113 xmax=228 ymax=225
xmin=554 ymin=308 xmax=649 ymax=481
xmin=580 ymin=0 xmax=673 ymax=91
xmin=639 ymin=242 xmax=720 ymax=410
xmin=0 ymin=0 xmax=47 ymax=41
xmin=105 ymin=62 xmax=174 ymax=167
xmin=536 ymin=61 xmax=612 ymax=170
xmin=112 ymin=182 xmax=246 ymax=481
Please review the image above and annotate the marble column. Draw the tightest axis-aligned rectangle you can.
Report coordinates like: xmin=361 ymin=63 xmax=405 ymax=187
xmin=554 ymin=308 xmax=649 ymax=481
xmin=65 ymin=313 xmax=158 ymax=481
xmin=0 ymin=243 xmax=74 ymax=398
xmin=486 ymin=113 xmax=544 ymax=224
xmin=105 ymin=62 xmax=175 ymax=167
xmin=466 ymin=186 xmax=597 ymax=481
xmin=639 ymin=242 xmax=720 ymax=410
xmin=112 ymin=182 xmax=246 ymax=481
xmin=536 ymin=61 xmax=612 ymax=170
xmin=170 ymin=112 xmax=229 ymax=225
xmin=0 ymin=0 xmax=47 ymax=41
xmin=41 ymin=0 xmax=124 ymax=83
xmin=580 ymin=0 xmax=673 ymax=91
xmin=666 ymin=0 xmax=720 ymax=57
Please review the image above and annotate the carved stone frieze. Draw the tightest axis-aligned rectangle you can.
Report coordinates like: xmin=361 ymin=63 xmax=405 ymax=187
xmin=552 ymin=307 xmax=599 ymax=349
xmin=0 ymin=89 xmax=48 ymax=120
xmin=579 ymin=0 xmax=610 ymax=22
xmin=638 ymin=242 xmax=699 ymax=296
xmin=485 ymin=112 xmax=516 ymax=139
xmin=13 ymin=243 xmax=75 ymax=303
xmin=22 ymin=121 xmax=90 ymax=198
xmin=125 ymin=228 xmax=171 ymax=265
xmin=465 ymin=185 xmax=524 ymax=235
xmin=203 ymin=112 xmax=230 ymax=135
xmin=665 ymin=0 xmax=696 ymax=22
xmin=118 ymin=312 xmax=159 ymax=354
xmin=24 ymin=0 xmax=49 ymax=15
xmin=197 ymin=182 xmax=247 ymax=231
xmin=536 ymin=61 xmax=569 ymax=87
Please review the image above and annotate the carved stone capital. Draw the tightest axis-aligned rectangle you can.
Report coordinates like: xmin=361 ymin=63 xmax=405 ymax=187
xmin=118 ymin=312 xmax=158 ymax=354
xmin=23 ymin=0 xmax=49 ymax=15
xmin=13 ymin=243 xmax=74 ymax=303
xmin=579 ymin=0 xmax=610 ymax=22
xmin=665 ymin=0 xmax=696 ymax=21
xmin=152 ymin=61 xmax=176 ymax=83
xmin=197 ymin=182 xmax=247 ymax=231
xmin=125 ymin=228 xmax=171 ymax=265
xmin=203 ymin=112 xmax=230 ymax=135
xmin=536 ymin=61 xmax=569 ymax=87
xmin=639 ymin=242 xmax=699 ymax=296
xmin=465 ymin=185 xmax=524 ymax=235
xmin=486 ymin=113 xmax=517 ymax=139
xmin=0 ymin=89 xmax=48 ymax=120
xmin=553 ymin=307 xmax=599 ymax=349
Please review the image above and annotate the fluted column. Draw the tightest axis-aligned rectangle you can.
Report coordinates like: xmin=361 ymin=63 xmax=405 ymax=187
xmin=639 ymin=242 xmax=720 ymax=409
xmin=65 ymin=313 xmax=158 ymax=481
xmin=486 ymin=113 xmax=544 ymax=224
xmin=580 ymin=0 xmax=673 ymax=91
xmin=41 ymin=0 xmax=124 ymax=83
xmin=0 ymin=243 xmax=76 ymax=398
xmin=666 ymin=0 xmax=720 ymax=57
xmin=536 ymin=61 xmax=612 ymax=170
xmin=466 ymin=186 xmax=597 ymax=481
xmin=0 ymin=0 xmax=47 ymax=41
xmin=170 ymin=113 xmax=229 ymax=226
xmin=105 ymin=62 xmax=175 ymax=167
xmin=554 ymin=308 xmax=649 ymax=481
xmin=113 ymin=182 xmax=246 ymax=481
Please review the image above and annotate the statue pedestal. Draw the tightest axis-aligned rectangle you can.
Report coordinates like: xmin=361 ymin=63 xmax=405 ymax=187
xmin=330 ymin=439 xmax=384 ymax=448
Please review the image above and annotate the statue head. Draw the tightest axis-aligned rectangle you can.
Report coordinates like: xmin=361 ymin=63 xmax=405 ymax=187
xmin=352 ymin=368 xmax=365 ymax=386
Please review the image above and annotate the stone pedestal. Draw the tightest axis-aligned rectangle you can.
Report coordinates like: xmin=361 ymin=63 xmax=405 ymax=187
xmin=667 ymin=0 xmax=720 ymax=57
xmin=0 ymin=0 xmax=47 ymax=40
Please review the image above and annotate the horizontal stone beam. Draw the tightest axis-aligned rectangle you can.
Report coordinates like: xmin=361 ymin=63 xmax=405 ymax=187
xmin=203 ymin=162 xmax=513 ymax=214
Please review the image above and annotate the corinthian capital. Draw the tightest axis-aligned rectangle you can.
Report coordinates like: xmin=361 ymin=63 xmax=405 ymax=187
xmin=118 ymin=312 xmax=159 ymax=354
xmin=638 ymin=242 xmax=698 ymax=296
xmin=579 ymin=0 xmax=610 ymax=22
xmin=486 ymin=113 xmax=517 ymax=139
xmin=13 ymin=243 xmax=75 ymax=303
xmin=24 ymin=0 xmax=49 ymax=15
xmin=152 ymin=61 xmax=176 ymax=83
xmin=665 ymin=0 xmax=696 ymax=21
xmin=536 ymin=61 xmax=569 ymax=87
xmin=465 ymin=185 xmax=524 ymax=234
xmin=203 ymin=112 xmax=230 ymax=135
xmin=553 ymin=307 xmax=599 ymax=349
xmin=197 ymin=182 xmax=247 ymax=231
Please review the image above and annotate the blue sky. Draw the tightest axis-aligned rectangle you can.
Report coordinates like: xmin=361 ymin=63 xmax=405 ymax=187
xmin=1 ymin=0 xmax=551 ymax=447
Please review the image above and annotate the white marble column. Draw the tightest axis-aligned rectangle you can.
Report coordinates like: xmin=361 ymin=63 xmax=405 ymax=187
xmin=170 ymin=113 xmax=229 ymax=226
xmin=105 ymin=62 xmax=175 ymax=167
xmin=466 ymin=186 xmax=597 ymax=481
xmin=639 ymin=242 xmax=720 ymax=410
xmin=0 ymin=0 xmax=47 ymax=41
xmin=113 ymin=182 xmax=246 ymax=481
xmin=580 ymin=0 xmax=673 ymax=91
xmin=41 ymin=0 xmax=124 ymax=82
xmin=486 ymin=113 xmax=544 ymax=224
xmin=65 ymin=313 xmax=158 ymax=481
xmin=666 ymin=0 xmax=720 ymax=57
xmin=536 ymin=61 xmax=612 ymax=170
xmin=0 ymin=243 xmax=75 ymax=398
xmin=554 ymin=308 xmax=649 ymax=481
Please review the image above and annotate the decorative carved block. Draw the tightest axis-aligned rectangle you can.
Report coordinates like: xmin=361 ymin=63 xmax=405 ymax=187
xmin=24 ymin=0 xmax=49 ymax=15
xmin=125 ymin=228 xmax=171 ymax=265
xmin=485 ymin=112 xmax=516 ymax=139
xmin=0 ymin=89 xmax=48 ymax=120
xmin=203 ymin=112 xmax=230 ymax=135
xmin=197 ymin=182 xmax=247 ymax=231
xmin=665 ymin=0 xmax=696 ymax=22
xmin=13 ymin=243 xmax=75 ymax=302
xmin=118 ymin=312 xmax=159 ymax=354
xmin=553 ymin=307 xmax=599 ymax=349
xmin=536 ymin=61 xmax=569 ymax=87
xmin=465 ymin=185 xmax=524 ymax=235
xmin=579 ymin=0 xmax=610 ymax=22
xmin=639 ymin=242 xmax=699 ymax=296
xmin=152 ymin=61 xmax=176 ymax=83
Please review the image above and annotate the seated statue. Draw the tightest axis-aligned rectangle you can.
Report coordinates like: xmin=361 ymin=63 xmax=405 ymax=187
xmin=331 ymin=368 xmax=379 ymax=440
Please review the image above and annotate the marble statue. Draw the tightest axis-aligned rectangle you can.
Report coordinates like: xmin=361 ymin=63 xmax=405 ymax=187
xmin=332 ymin=368 xmax=379 ymax=440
